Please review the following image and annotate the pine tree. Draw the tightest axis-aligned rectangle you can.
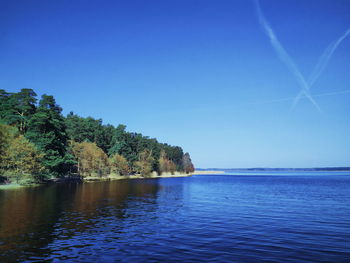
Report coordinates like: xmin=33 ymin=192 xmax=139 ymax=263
xmin=0 ymin=89 xmax=37 ymax=133
xmin=26 ymin=95 xmax=73 ymax=176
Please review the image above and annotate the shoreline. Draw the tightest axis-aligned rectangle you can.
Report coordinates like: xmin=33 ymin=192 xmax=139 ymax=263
xmin=84 ymin=172 xmax=193 ymax=182
xmin=0 ymin=172 xmax=193 ymax=190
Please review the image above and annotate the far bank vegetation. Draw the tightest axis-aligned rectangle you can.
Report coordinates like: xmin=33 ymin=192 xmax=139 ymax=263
xmin=0 ymin=89 xmax=195 ymax=184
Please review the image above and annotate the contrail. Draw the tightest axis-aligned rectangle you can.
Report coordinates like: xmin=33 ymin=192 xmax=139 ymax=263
xmin=245 ymin=89 xmax=350 ymax=107
xmin=145 ymin=89 xmax=350 ymax=119
xmin=186 ymin=89 xmax=350 ymax=112
xmin=291 ymin=27 xmax=350 ymax=109
xmin=309 ymin=28 xmax=350 ymax=88
xmin=313 ymin=89 xmax=350 ymax=97
xmin=254 ymin=0 xmax=322 ymax=112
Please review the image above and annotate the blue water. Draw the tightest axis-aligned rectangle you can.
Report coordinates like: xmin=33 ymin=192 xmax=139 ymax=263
xmin=1 ymin=172 xmax=350 ymax=262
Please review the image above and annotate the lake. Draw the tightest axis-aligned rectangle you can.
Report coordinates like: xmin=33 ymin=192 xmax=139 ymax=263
xmin=1 ymin=172 xmax=350 ymax=262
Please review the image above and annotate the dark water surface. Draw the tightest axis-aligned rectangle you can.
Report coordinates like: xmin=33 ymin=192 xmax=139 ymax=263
xmin=1 ymin=173 xmax=350 ymax=262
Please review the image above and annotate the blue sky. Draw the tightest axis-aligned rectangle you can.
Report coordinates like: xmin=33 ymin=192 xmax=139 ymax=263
xmin=1 ymin=0 xmax=350 ymax=168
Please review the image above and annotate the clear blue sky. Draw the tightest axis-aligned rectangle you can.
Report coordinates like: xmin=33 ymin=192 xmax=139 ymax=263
xmin=1 ymin=0 xmax=350 ymax=168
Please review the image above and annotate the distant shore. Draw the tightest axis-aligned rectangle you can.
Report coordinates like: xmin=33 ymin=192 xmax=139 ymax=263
xmin=193 ymin=170 xmax=225 ymax=175
xmin=193 ymin=168 xmax=350 ymax=175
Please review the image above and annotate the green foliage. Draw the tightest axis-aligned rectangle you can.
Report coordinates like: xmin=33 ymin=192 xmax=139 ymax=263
xmin=65 ymin=112 xmax=190 ymax=175
xmin=0 ymin=89 xmax=37 ymax=133
xmin=26 ymin=95 xmax=72 ymax=176
xmin=160 ymin=144 xmax=184 ymax=171
xmin=108 ymin=124 xmax=127 ymax=156
xmin=109 ymin=126 xmax=162 ymax=171
xmin=0 ymin=88 xmax=194 ymax=181
xmin=65 ymin=112 xmax=114 ymax=153
xmin=0 ymin=90 xmax=12 ymax=121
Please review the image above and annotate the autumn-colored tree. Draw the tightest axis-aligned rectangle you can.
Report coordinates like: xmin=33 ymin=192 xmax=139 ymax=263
xmin=134 ymin=149 xmax=154 ymax=176
xmin=168 ymin=160 xmax=176 ymax=174
xmin=0 ymin=88 xmax=195 ymax=181
xmin=158 ymin=150 xmax=176 ymax=174
xmin=0 ymin=124 xmax=45 ymax=183
xmin=71 ymin=141 xmax=109 ymax=177
xmin=109 ymin=154 xmax=130 ymax=175
xmin=158 ymin=151 xmax=167 ymax=174
xmin=160 ymin=144 xmax=184 ymax=170
xmin=4 ymin=135 xmax=45 ymax=180
xmin=182 ymin=152 xmax=195 ymax=174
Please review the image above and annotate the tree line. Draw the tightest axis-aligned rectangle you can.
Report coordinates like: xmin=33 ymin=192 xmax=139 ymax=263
xmin=0 ymin=89 xmax=194 ymax=184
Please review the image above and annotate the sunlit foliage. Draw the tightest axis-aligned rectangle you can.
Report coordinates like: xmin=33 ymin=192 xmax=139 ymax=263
xmin=71 ymin=141 xmax=109 ymax=177
xmin=0 ymin=124 xmax=45 ymax=183
xmin=109 ymin=154 xmax=130 ymax=175
xmin=159 ymin=150 xmax=176 ymax=174
xmin=0 ymin=88 xmax=194 ymax=184
xmin=134 ymin=149 xmax=154 ymax=176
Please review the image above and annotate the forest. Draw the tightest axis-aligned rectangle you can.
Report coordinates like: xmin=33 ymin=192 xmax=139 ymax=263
xmin=0 ymin=89 xmax=194 ymax=185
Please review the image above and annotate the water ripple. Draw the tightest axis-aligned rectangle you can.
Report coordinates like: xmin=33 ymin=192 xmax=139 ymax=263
xmin=1 ymin=174 xmax=350 ymax=262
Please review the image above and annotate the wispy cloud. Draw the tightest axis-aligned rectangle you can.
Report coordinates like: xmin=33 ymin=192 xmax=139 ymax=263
xmin=158 ymin=89 xmax=350 ymax=116
xmin=254 ymin=0 xmax=322 ymax=112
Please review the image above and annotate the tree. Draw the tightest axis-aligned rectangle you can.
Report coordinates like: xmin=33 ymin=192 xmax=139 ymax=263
xmin=109 ymin=125 xmax=141 ymax=168
xmin=0 ymin=123 xmax=11 ymax=168
xmin=71 ymin=141 xmax=109 ymax=177
xmin=109 ymin=126 xmax=163 ymax=172
xmin=65 ymin=112 xmax=115 ymax=153
xmin=0 ymin=88 xmax=194 ymax=180
xmin=109 ymin=124 xmax=128 ymax=155
xmin=0 ymin=124 xmax=45 ymax=183
xmin=158 ymin=150 xmax=176 ymax=174
xmin=0 ymin=90 xmax=12 ymax=120
xmin=0 ymin=89 xmax=37 ymax=133
xmin=26 ymin=95 xmax=72 ymax=175
xmin=160 ymin=144 xmax=184 ymax=170
xmin=182 ymin=152 xmax=195 ymax=173
xmin=109 ymin=154 xmax=130 ymax=175
xmin=134 ymin=149 xmax=154 ymax=176
xmin=99 ymin=124 xmax=115 ymax=153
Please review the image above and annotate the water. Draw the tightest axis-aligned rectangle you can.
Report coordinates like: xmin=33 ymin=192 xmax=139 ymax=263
xmin=1 ymin=172 xmax=350 ymax=262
